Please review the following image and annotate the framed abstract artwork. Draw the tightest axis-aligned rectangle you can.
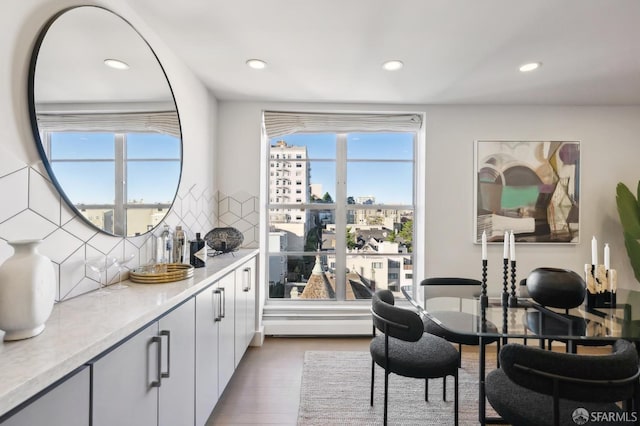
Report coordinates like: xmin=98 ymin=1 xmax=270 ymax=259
xmin=474 ymin=140 xmax=580 ymax=244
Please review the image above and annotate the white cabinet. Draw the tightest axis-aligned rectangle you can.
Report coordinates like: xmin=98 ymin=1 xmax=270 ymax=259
xmin=195 ymin=271 xmax=236 ymax=425
xmin=158 ymin=300 xmax=195 ymax=426
xmin=217 ymin=271 xmax=236 ymax=395
xmin=92 ymin=299 xmax=195 ymax=426
xmin=92 ymin=321 xmax=159 ymax=426
xmin=235 ymin=256 xmax=256 ymax=367
xmin=195 ymin=283 xmax=220 ymax=426
xmin=0 ymin=367 xmax=90 ymax=426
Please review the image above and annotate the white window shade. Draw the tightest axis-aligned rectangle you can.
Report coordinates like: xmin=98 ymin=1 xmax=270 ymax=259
xmin=263 ymin=111 xmax=422 ymax=139
xmin=36 ymin=111 xmax=180 ymax=138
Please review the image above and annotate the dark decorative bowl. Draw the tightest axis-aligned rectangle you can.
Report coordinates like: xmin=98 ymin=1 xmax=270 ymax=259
xmin=526 ymin=267 xmax=586 ymax=308
xmin=204 ymin=227 xmax=244 ymax=252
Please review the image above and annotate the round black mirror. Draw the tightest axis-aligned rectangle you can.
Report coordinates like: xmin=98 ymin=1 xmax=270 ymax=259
xmin=28 ymin=6 xmax=182 ymax=237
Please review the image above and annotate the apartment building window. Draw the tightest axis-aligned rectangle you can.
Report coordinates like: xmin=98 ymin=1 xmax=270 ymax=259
xmin=264 ymin=111 xmax=421 ymax=301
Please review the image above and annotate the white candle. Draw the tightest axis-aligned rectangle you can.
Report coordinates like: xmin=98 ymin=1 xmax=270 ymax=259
xmin=481 ymin=231 xmax=487 ymax=260
xmin=591 ymin=236 xmax=598 ymax=266
xmin=509 ymin=231 xmax=516 ymax=261
xmin=503 ymin=231 xmax=509 ymax=259
xmin=604 ymin=243 xmax=610 ymax=271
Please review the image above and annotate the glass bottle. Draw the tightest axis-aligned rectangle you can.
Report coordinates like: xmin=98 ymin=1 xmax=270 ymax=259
xmin=190 ymin=233 xmax=207 ymax=268
xmin=173 ymin=226 xmax=187 ymax=264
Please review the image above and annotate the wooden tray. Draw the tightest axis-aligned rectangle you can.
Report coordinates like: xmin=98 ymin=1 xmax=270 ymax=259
xmin=129 ymin=263 xmax=194 ymax=284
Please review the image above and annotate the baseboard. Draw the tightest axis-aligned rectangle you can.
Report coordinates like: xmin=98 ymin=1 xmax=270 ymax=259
xmin=264 ymin=319 xmax=372 ymax=336
xmin=250 ymin=326 xmax=266 ymax=346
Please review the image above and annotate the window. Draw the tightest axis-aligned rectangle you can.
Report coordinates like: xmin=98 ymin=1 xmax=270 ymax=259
xmin=264 ymin=112 xmax=420 ymax=301
xmin=44 ymin=131 xmax=180 ymax=235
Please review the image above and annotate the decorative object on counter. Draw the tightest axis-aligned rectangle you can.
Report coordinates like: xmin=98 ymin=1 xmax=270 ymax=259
xmin=526 ymin=267 xmax=586 ymax=309
xmin=0 ymin=240 xmax=56 ymax=341
xmin=172 ymin=225 xmax=187 ymax=263
xmin=616 ymin=181 xmax=640 ymax=285
xmin=129 ymin=263 xmax=194 ymax=284
xmin=190 ymin=233 xmax=207 ymax=268
xmin=480 ymin=231 xmax=488 ymax=308
xmin=85 ymin=255 xmax=118 ymax=295
xmin=112 ymin=253 xmax=135 ymax=290
xmin=204 ymin=227 xmax=244 ymax=253
xmin=156 ymin=224 xmax=173 ymax=264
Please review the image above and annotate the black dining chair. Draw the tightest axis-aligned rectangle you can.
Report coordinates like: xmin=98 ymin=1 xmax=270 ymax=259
xmin=419 ymin=277 xmax=501 ymax=365
xmin=370 ymin=289 xmax=460 ymax=426
xmin=486 ymin=339 xmax=640 ymax=426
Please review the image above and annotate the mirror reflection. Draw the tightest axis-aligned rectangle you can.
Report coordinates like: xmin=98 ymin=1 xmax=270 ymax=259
xmin=29 ymin=6 xmax=182 ymax=237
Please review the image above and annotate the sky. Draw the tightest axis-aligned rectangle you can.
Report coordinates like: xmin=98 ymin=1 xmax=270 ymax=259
xmin=50 ymin=132 xmax=180 ymax=205
xmin=271 ymin=132 xmax=414 ymax=205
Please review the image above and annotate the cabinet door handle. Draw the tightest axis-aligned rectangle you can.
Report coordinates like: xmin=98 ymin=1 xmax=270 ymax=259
xmin=220 ymin=287 xmax=226 ymax=319
xmin=243 ymin=267 xmax=251 ymax=292
xmin=160 ymin=330 xmax=171 ymax=379
xmin=151 ymin=336 xmax=162 ymax=388
xmin=213 ymin=289 xmax=221 ymax=322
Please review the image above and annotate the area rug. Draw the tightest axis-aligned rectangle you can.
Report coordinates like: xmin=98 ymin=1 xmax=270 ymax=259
xmin=298 ymin=350 xmax=494 ymax=425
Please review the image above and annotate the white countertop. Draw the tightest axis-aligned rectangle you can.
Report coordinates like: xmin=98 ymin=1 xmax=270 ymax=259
xmin=0 ymin=249 xmax=258 ymax=417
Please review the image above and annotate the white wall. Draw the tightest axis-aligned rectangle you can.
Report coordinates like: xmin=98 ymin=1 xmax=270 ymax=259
xmin=1 ymin=0 xmax=217 ymax=300
xmin=217 ymin=101 xmax=640 ymax=294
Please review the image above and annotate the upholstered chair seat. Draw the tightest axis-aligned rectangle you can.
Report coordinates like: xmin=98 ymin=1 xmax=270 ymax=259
xmin=370 ymin=289 xmax=460 ymax=425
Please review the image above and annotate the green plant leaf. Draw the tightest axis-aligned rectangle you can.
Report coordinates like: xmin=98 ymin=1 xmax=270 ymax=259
xmin=624 ymin=232 xmax=640 ymax=284
xmin=616 ymin=182 xmax=640 ymax=239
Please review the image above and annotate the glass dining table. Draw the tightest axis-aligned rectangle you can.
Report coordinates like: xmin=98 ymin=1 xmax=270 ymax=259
xmin=422 ymin=289 xmax=640 ymax=425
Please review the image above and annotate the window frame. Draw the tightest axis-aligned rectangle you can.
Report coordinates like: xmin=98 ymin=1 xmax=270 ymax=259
xmin=261 ymin=113 xmax=425 ymax=305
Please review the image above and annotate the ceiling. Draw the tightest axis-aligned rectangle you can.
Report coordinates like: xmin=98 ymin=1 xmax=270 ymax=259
xmin=110 ymin=1 xmax=640 ymax=105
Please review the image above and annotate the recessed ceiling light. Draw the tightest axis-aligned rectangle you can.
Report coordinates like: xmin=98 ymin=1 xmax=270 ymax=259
xmin=519 ymin=62 xmax=542 ymax=72
xmin=246 ymin=59 xmax=267 ymax=70
xmin=382 ymin=60 xmax=404 ymax=71
xmin=104 ymin=59 xmax=130 ymax=70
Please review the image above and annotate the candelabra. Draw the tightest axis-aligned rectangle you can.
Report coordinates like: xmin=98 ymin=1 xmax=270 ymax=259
xmin=508 ymin=259 xmax=518 ymax=307
xmin=480 ymin=259 xmax=488 ymax=308
xmin=502 ymin=258 xmax=509 ymax=307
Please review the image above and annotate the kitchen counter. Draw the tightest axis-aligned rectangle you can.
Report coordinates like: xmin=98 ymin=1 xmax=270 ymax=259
xmin=0 ymin=249 xmax=258 ymax=417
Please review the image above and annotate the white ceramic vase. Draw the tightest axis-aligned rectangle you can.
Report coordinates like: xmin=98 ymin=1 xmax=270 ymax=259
xmin=0 ymin=240 xmax=56 ymax=341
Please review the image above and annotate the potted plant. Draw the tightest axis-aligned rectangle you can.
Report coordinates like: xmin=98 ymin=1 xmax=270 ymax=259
xmin=615 ymin=181 xmax=640 ymax=284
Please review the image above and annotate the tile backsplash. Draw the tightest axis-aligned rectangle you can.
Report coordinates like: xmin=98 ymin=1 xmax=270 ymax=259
xmin=217 ymin=190 xmax=259 ymax=249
